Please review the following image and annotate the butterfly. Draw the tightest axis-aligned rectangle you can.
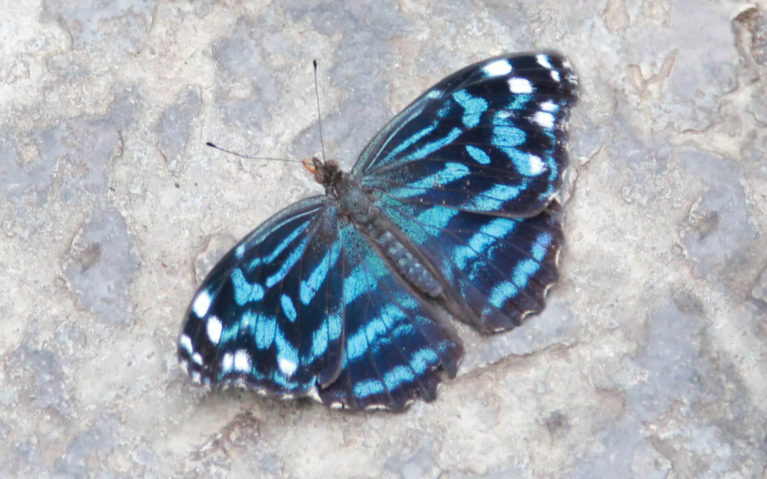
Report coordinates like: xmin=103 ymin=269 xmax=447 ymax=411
xmin=178 ymin=52 xmax=578 ymax=411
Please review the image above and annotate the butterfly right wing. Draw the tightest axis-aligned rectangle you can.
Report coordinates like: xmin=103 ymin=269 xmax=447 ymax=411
xmin=355 ymin=53 xmax=577 ymax=218
xmin=351 ymin=53 xmax=576 ymax=333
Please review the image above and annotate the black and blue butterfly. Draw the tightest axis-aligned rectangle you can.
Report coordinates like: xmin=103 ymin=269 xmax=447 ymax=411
xmin=178 ymin=53 xmax=578 ymax=410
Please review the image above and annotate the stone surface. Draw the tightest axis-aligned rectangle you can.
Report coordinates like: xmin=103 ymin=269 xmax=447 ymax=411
xmin=1 ymin=1 xmax=766 ymax=478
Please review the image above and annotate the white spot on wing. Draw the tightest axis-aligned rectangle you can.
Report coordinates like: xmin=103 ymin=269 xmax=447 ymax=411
xmin=192 ymin=290 xmax=212 ymax=318
xmin=221 ymin=352 xmax=234 ymax=372
xmin=278 ymin=357 xmax=298 ymax=377
xmin=508 ymin=78 xmax=533 ymax=94
xmin=528 ymin=154 xmax=545 ymax=175
xmin=541 ymin=101 xmax=557 ymax=112
xmin=550 ymin=70 xmax=561 ymax=82
xmin=536 ymin=54 xmax=553 ymax=69
xmin=483 ymin=59 xmax=512 ymax=76
xmin=192 ymin=353 xmax=203 ymax=365
xmin=206 ymin=316 xmax=222 ymax=345
xmin=425 ymin=89 xmax=442 ymax=99
xmin=234 ymin=349 xmax=251 ymax=372
xmin=179 ymin=334 xmax=193 ymax=354
xmin=532 ymin=111 xmax=555 ymax=128
xmin=191 ymin=371 xmax=201 ymax=383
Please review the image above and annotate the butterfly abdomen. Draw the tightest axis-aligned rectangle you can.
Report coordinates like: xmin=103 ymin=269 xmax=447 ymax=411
xmin=331 ymin=172 xmax=445 ymax=299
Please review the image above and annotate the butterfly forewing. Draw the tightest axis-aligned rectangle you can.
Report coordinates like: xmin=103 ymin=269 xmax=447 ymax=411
xmin=357 ymin=53 xmax=577 ymax=218
xmin=178 ymin=197 xmax=347 ymax=397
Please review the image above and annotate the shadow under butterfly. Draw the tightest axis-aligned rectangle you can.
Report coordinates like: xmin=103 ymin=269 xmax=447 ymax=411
xmin=178 ymin=52 xmax=578 ymax=411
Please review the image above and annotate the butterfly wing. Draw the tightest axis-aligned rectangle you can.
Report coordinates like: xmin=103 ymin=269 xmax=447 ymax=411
xmin=178 ymin=197 xmax=347 ymax=398
xmin=178 ymin=196 xmax=462 ymax=410
xmin=355 ymin=53 xmax=577 ymax=332
xmin=376 ymin=195 xmax=563 ymax=333
xmin=355 ymin=53 xmax=577 ymax=218
xmin=319 ymin=222 xmax=462 ymax=410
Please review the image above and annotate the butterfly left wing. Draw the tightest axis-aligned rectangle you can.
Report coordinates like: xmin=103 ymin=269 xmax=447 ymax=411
xmin=179 ymin=197 xmax=463 ymax=410
xmin=178 ymin=197 xmax=348 ymax=398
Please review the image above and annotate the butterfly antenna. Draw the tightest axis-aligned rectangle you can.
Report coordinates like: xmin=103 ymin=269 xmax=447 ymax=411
xmin=313 ymin=60 xmax=328 ymax=164
xmin=205 ymin=142 xmax=301 ymax=164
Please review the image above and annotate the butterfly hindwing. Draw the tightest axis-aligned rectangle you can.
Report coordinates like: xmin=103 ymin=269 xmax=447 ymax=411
xmin=318 ymin=223 xmax=463 ymax=410
xmin=357 ymin=53 xmax=577 ymax=218
xmin=375 ymin=194 xmax=563 ymax=332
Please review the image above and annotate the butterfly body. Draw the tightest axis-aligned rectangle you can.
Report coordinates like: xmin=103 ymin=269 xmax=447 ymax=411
xmin=179 ymin=53 xmax=577 ymax=410
xmin=315 ymin=160 xmax=450 ymax=300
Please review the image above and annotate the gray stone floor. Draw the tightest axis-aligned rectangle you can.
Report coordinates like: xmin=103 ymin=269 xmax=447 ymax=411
xmin=2 ymin=1 xmax=766 ymax=477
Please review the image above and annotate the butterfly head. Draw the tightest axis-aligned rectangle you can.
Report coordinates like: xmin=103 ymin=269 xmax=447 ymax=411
xmin=303 ymin=156 xmax=342 ymax=189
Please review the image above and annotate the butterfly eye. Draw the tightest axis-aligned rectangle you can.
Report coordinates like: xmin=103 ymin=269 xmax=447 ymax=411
xmin=302 ymin=157 xmax=317 ymax=174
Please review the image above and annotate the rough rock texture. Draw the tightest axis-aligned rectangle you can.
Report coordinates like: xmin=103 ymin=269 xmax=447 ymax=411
xmin=1 ymin=1 xmax=766 ymax=477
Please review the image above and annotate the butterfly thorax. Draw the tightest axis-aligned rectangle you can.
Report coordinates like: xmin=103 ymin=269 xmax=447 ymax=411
xmin=313 ymin=158 xmax=446 ymax=300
